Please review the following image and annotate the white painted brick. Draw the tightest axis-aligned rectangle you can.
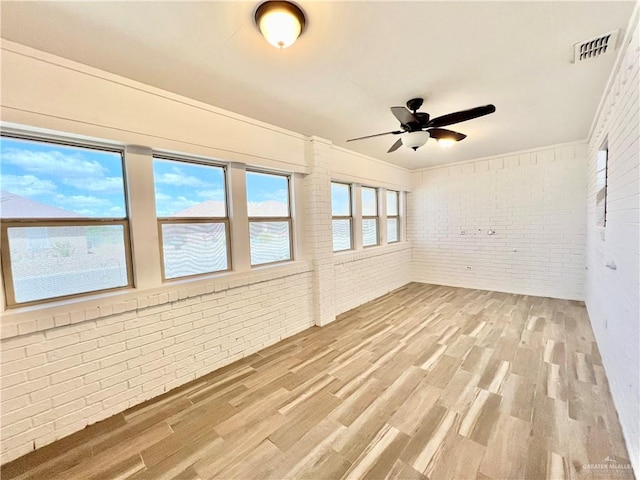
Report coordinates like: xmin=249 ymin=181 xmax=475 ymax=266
xmin=3 ymin=354 xmax=46 ymax=376
xmin=50 ymin=361 xmax=100 ymax=385
xmin=1 ymin=419 xmax=33 ymax=444
xmin=47 ymin=340 xmax=98 ymax=362
xmin=0 ymin=399 xmax=51 ymax=430
xmin=97 ymin=330 xmax=134 ymax=348
xmin=584 ymin=17 xmax=640 ymax=475
xmin=100 ymin=348 xmax=140 ymax=368
xmin=100 ymin=368 xmax=141 ymax=389
xmin=54 ymin=403 xmax=102 ymax=430
xmin=98 ymin=304 xmax=114 ymax=318
xmin=1 ymin=372 xmax=27 ymax=389
xmin=127 ymin=348 xmax=163 ymax=370
xmin=54 ymin=313 xmax=71 ymax=327
xmin=81 ymin=342 xmax=126 ymax=363
xmin=129 ymin=366 xmax=166 ymax=389
xmin=103 ymin=385 xmax=143 ymax=410
xmin=409 ymin=145 xmax=586 ymax=300
xmin=27 ymin=356 xmax=82 ymax=381
xmin=85 ymin=382 xmax=128 ymax=405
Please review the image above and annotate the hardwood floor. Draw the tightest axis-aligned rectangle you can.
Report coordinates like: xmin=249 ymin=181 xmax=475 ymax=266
xmin=2 ymin=283 xmax=634 ymax=480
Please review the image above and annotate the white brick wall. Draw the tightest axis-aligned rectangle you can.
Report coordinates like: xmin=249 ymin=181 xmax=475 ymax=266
xmin=1 ymin=267 xmax=314 ymax=462
xmin=334 ymin=244 xmax=411 ymax=316
xmin=585 ymin=11 xmax=639 ymax=474
xmin=305 ymin=138 xmax=337 ymax=327
xmin=408 ymin=143 xmax=587 ymax=300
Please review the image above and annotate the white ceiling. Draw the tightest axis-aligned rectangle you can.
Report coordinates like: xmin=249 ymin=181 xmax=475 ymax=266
xmin=0 ymin=1 xmax=635 ymax=170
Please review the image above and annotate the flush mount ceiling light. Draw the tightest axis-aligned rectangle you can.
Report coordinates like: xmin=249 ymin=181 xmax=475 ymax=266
xmin=401 ymin=131 xmax=430 ymax=151
xmin=255 ymin=1 xmax=306 ymax=49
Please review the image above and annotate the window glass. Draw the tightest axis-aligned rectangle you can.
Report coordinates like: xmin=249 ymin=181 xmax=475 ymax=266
xmin=1 ymin=135 xmax=131 ymax=305
xmin=362 ymin=218 xmax=378 ymax=247
xmin=332 ymin=219 xmax=352 ymax=251
xmin=7 ymin=225 xmax=129 ymax=303
xmin=161 ymin=223 xmax=228 ymax=279
xmin=387 ymin=190 xmax=399 ymax=216
xmin=249 ymin=221 xmax=291 ymax=265
xmin=153 ymin=159 xmax=226 ymax=217
xmin=247 ymin=171 xmax=292 ymax=265
xmin=153 ymin=157 xmax=230 ymax=279
xmin=331 ymin=183 xmax=350 ymax=216
xmin=596 ymin=146 xmax=608 ymax=228
xmin=0 ymin=137 xmax=126 ymax=218
xmin=246 ymin=171 xmax=289 ymax=217
xmin=362 ymin=187 xmax=377 ymax=216
xmin=387 ymin=218 xmax=399 ymax=243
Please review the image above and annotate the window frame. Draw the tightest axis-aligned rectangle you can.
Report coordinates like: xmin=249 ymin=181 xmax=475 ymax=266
xmin=331 ymin=181 xmax=353 ymax=252
xmin=0 ymin=133 xmax=133 ymax=308
xmin=153 ymin=155 xmax=232 ymax=281
xmin=361 ymin=186 xmax=379 ymax=248
xmin=386 ymin=189 xmax=400 ymax=244
xmin=246 ymin=169 xmax=293 ymax=267
xmin=596 ymin=140 xmax=609 ymax=229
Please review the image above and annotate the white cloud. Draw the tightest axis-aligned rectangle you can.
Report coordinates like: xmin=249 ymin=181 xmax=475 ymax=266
xmin=2 ymin=148 xmax=107 ymax=178
xmin=247 ymin=200 xmax=288 ymax=216
xmin=1 ymin=174 xmax=57 ymax=196
xmin=155 ymin=172 xmax=210 ymax=188
xmin=156 ymin=195 xmax=198 ymax=216
xmin=155 ymin=192 xmax=172 ymax=201
xmin=254 ymin=188 xmax=288 ymax=202
xmin=196 ymin=189 xmax=225 ymax=199
xmin=63 ymin=176 xmax=123 ymax=193
xmin=54 ymin=194 xmax=112 ymax=209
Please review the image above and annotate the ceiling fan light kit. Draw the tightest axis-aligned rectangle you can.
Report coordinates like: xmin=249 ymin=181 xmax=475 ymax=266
xmin=347 ymin=98 xmax=496 ymax=153
xmin=437 ymin=138 xmax=456 ymax=148
xmin=402 ymin=131 xmax=430 ymax=151
xmin=254 ymin=1 xmax=306 ymax=49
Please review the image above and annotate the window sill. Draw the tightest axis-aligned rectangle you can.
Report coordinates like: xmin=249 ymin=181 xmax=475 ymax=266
xmin=1 ymin=260 xmax=312 ymax=339
xmin=333 ymin=241 xmax=411 ymax=265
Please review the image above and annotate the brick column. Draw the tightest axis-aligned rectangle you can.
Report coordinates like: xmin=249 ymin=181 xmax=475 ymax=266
xmin=304 ymin=137 xmax=336 ymax=327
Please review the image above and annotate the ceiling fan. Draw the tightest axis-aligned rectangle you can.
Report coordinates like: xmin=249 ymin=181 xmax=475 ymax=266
xmin=346 ymin=98 xmax=496 ymax=152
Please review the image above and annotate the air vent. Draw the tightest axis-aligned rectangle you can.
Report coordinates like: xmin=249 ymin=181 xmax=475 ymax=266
xmin=574 ymin=30 xmax=619 ymax=62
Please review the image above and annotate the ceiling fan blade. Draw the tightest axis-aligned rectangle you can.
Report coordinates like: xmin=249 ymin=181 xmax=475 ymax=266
xmin=387 ymin=138 xmax=403 ymax=153
xmin=391 ymin=106 xmax=417 ymax=126
xmin=427 ymin=128 xmax=467 ymax=142
xmin=346 ymin=130 xmax=403 ymax=142
xmin=428 ymin=104 xmax=496 ymax=128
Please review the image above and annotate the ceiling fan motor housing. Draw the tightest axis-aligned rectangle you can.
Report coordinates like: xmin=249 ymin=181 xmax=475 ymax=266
xmin=406 ymin=98 xmax=424 ymax=112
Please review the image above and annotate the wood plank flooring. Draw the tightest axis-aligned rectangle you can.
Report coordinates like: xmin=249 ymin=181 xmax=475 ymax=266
xmin=2 ymin=283 xmax=634 ymax=480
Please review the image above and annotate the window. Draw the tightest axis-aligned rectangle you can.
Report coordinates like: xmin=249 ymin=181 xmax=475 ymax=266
xmin=0 ymin=135 xmax=131 ymax=306
xmin=387 ymin=190 xmax=400 ymax=243
xmin=153 ymin=157 xmax=229 ymax=279
xmin=331 ymin=182 xmax=352 ymax=251
xmin=596 ymin=142 xmax=608 ymax=228
xmin=361 ymin=186 xmax=379 ymax=247
xmin=246 ymin=171 xmax=292 ymax=265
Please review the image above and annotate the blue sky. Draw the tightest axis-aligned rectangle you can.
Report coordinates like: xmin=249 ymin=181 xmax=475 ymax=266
xmin=1 ymin=137 xmax=126 ymax=217
xmin=0 ymin=137 xmax=290 ymax=218
xmin=331 ymin=183 xmax=350 ymax=216
xmin=153 ymin=159 xmax=226 ymax=217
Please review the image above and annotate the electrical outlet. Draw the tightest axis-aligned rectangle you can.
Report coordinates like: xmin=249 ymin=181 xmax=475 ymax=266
xmin=460 ymin=229 xmax=467 ymax=235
